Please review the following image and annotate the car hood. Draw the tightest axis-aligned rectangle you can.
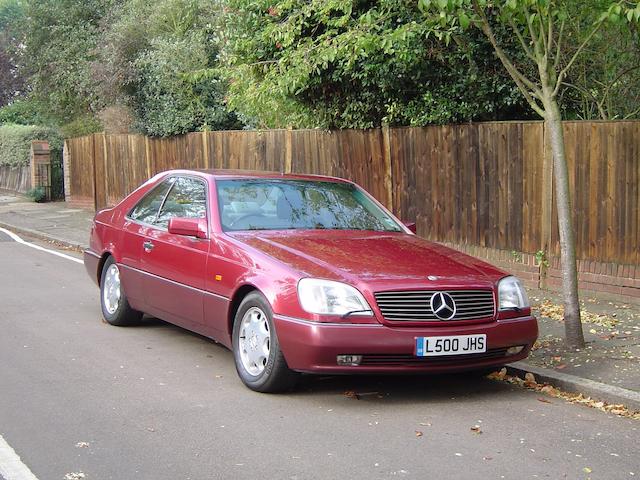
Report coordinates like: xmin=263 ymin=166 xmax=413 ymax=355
xmin=229 ymin=230 xmax=508 ymax=290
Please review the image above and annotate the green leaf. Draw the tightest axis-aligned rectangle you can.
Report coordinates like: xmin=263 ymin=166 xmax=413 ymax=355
xmin=459 ymin=12 xmax=470 ymax=29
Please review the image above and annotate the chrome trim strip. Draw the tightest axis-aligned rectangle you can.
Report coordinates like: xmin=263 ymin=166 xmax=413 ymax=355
xmin=274 ymin=314 xmax=384 ymax=328
xmin=83 ymin=249 xmax=101 ymax=259
xmin=118 ymin=263 xmax=229 ymax=301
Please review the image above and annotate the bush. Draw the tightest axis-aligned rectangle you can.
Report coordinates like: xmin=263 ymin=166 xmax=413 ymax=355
xmin=0 ymin=124 xmax=63 ymax=167
xmin=25 ymin=186 xmax=46 ymax=203
xmin=59 ymin=115 xmax=102 ymax=138
xmin=0 ymin=99 xmax=52 ymax=126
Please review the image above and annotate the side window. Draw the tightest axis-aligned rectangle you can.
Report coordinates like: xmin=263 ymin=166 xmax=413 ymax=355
xmin=156 ymin=177 xmax=207 ymax=228
xmin=129 ymin=178 xmax=175 ymax=224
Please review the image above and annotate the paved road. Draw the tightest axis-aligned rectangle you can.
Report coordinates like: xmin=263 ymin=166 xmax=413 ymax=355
xmin=0 ymin=232 xmax=638 ymax=480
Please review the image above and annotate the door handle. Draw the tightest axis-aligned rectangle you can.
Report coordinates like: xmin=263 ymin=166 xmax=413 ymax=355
xmin=143 ymin=241 xmax=154 ymax=252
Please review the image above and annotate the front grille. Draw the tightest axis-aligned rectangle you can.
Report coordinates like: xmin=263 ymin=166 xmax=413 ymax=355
xmin=360 ymin=348 xmax=509 ymax=366
xmin=374 ymin=289 xmax=495 ymax=322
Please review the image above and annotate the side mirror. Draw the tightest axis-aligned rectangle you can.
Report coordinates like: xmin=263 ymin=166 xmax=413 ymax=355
xmin=403 ymin=221 xmax=417 ymax=234
xmin=168 ymin=217 xmax=208 ymax=239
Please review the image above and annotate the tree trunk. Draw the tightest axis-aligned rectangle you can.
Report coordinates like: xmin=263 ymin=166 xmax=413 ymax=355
xmin=544 ymin=101 xmax=585 ymax=349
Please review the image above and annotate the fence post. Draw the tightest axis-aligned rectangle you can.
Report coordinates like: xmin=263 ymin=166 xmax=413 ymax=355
xmin=381 ymin=125 xmax=394 ymax=212
xmin=202 ymin=130 xmax=210 ymax=169
xmin=63 ymin=140 xmax=71 ymax=202
xmin=539 ymin=123 xmax=554 ymax=288
xmin=145 ymin=136 xmax=152 ymax=178
xmin=90 ymin=134 xmax=98 ymax=210
xmin=284 ymin=127 xmax=293 ymax=174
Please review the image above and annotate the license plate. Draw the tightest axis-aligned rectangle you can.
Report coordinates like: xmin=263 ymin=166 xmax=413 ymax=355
xmin=415 ymin=334 xmax=487 ymax=357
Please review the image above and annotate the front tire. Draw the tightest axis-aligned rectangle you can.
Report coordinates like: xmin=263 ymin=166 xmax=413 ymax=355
xmin=232 ymin=291 xmax=298 ymax=393
xmin=100 ymin=256 xmax=142 ymax=326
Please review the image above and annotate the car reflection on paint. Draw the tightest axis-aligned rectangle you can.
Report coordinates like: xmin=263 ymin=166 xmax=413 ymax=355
xmin=84 ymin=169 xmax=538 ymax=392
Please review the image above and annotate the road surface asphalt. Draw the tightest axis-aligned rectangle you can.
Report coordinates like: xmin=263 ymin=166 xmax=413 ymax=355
xmin=0 ymin=230 xmax=637 ymax=479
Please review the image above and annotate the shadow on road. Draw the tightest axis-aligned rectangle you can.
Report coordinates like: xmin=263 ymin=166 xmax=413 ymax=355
xmin=131 ymin=315 xmax=512 ymax=404
xmin=292 ymin=371 xmax=507 ymax=404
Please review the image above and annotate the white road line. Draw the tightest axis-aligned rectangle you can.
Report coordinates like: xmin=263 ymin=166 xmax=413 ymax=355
xmin=0 ymin=435 xmax=39 ymax=480
xmin=0 ymin=227 xmax=83 ymax=265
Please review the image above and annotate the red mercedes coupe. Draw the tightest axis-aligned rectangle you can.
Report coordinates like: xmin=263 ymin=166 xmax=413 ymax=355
xmin=84 ymin=169 xmax=538 ymax=392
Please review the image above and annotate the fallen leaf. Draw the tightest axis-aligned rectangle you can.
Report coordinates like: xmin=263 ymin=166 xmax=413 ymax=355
xmin=64 ymin=474 xmax=86 ymax=480
xmin=487 ymin=367 xmax=507 ymax=380
xmin=415 ymin=430 xmax=423 ymax=437
xmin=556 ymin=364 xmax=567 ymax=370
xmin=583 ymin=467 xmax=592 ymax=473
xmin=537 ymin=397 xmax=552 ymax=404
xmin=344 ymin=390 xmax=360 ymax=400
xmin=470 ymin=425 xmax=482 ymax=434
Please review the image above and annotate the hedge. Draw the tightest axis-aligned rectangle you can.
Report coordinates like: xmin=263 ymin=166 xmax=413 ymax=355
xmin=0 ymin=124 xmax=63 ymax=167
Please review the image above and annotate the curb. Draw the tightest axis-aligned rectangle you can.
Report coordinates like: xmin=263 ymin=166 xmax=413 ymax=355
xmin=0 ymin=221 xmax=87 ymax=252
xmin=507 ymin=361 xmax=640 ymax=412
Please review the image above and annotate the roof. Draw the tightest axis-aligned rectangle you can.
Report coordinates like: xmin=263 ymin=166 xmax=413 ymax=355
xmin=172 ymin=169 xmax=351 ymax=184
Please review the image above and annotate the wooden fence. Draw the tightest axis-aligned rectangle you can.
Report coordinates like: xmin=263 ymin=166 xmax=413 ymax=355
xmin=0 ymin=165 xmax=30 ymax=194
xmin=65 ymin=121 xmax=639 ymax=268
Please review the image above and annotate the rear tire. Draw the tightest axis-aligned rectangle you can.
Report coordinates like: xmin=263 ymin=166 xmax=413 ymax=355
xmin=232 ymin=291 xmax=298 ymax=393
xmin=100 ymin=256 xmax=142 ymax=326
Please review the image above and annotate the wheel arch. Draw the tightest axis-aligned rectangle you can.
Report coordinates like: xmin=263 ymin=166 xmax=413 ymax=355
xmin=227 ymin=284 xmax=262 ymax=336
xmin=96 ymin=251 xmax=113 ymax=286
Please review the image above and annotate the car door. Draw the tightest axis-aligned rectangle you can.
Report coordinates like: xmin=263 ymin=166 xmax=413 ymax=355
xmin=141 ymin=175 xmax=210 ymax=326
xmin=119 ymin=177 xmax=176 ymax=310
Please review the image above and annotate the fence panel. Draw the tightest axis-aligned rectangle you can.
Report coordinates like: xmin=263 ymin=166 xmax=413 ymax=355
xmin=551 ymin=122 xmax=639 ymax=265
xmin=63 ymin=121 xmax=639 ymax=267
xmin=66 ymin=135 xmax=95 ymax=208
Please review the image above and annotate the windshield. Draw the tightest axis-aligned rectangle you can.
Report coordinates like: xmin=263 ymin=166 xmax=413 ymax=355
xmin=216 ymin=179 xmax=402 ymax=232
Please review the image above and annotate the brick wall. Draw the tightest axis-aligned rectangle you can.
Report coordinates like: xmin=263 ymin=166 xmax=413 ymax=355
xmin=443 ymin=243 xmax=640 ymax=305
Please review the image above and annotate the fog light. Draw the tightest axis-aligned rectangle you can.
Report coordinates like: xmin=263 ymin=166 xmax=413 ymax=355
xmin=337 ymin=355 xmax=362 ymax=366
xmin=506 ymin=346 xmax=525 ymax=355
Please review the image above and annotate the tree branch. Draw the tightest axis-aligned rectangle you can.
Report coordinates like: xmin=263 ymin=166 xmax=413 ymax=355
xmin=521 ymin=4 xmax=542 ymax=60
xmin=553 ymin=18 xmax=565 ymax=71
xmin=622 ymin=105 xmax=640 ymax=119
xmin=537 ymin=9 xmax=548 ymax=57
xmin=562 ymin=81 xmax=608 ymax=119
xmin=473 ymin=0 xmax=545 ymax=116
xmin=547 ymin=9 xmax=553 ymax=53
xmin=508 ymin=18 xmax=536 ymax=61
xmin=601 ymin=64 xmax=640 ymax=98
xmin=553 ymin=17 xmax=606 ymax=97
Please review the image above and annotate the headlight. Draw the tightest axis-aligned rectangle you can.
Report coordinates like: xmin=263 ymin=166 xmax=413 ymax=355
xmin=497 ymin=276 xmax=530 ymax=310
xmin=297 ymin=278 xmax=372 ymax=316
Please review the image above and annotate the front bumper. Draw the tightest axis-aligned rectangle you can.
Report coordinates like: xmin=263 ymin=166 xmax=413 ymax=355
xmin=274 ymin=314 xmax=538 ymax=374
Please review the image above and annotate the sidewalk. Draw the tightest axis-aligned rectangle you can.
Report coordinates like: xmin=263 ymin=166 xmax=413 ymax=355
xmin=0 ymin=194 xmax=92 ymax=250
xmin=0 ymin=193 xmax=638 ymax=411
